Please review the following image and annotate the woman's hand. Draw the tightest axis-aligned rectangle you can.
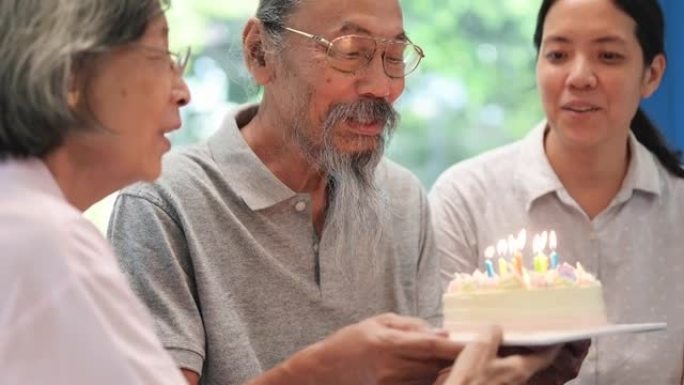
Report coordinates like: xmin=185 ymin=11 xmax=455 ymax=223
xmin=441 ymin=326 xmax=562 ymax=385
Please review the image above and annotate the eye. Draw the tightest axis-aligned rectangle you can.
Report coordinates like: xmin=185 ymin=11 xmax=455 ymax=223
xmin=384 ymin=55 xmax=404 ymax=66
xmin=599 ymin=51 xmax=624 ymax=63
xmin=334 ymin=48 xmax=372 ymax=62
xmin=384 ymin=46 xmax=406 ymax=65
xmin=544 ymin=51 xmax=567 ymax=63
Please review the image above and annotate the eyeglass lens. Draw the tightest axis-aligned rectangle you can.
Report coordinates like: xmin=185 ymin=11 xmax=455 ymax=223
xmin=327 ymin=36 xmax=421 ymax=77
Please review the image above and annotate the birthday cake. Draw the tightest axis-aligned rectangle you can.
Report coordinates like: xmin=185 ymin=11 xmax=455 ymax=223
xmin=443 ymin=230 xmax=608 ymax=333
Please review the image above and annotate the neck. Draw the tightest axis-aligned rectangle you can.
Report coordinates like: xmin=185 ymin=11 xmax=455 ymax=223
xmin=544 ymin=128 xmax=630 ymax=218
xmin=42 ymin=144 xmax=121 ymax=212
xmin=241 ymin=103 xmax=328 ymax=194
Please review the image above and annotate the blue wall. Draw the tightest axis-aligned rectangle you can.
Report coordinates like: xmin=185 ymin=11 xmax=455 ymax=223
xmin=642 ymin=0 xmax=684 ymax=150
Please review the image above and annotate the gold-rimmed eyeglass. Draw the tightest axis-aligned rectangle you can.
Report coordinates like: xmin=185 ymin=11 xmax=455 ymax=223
xmin=129 ymin=44 xmax=191 ymax=75
xmin=283 ymin=27 xmax=424 ymax=79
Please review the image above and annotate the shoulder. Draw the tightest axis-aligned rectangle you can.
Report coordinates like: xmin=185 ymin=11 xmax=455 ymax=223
xmin=4 ymin=191 xmax=102 ymax=250
xmin=378 ymin=157 xmax=425 ymax=197
xmin=658 ymin=163 xmax=684 ymax=204
xmin=118 ymin=143 xmax=221 ymax=209
xmin=1 ymin=191 xmax=109 ymax=290
xmin=431 ymin=141 xmax=522 ymax=199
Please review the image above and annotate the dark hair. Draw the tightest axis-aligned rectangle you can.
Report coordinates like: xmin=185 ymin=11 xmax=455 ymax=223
xmin=0 ymin=0 xmax=169 ymax=160
xmin=534 ymin=0 xmax=684 ymax=177
xmin=256 ymin=0 xmax=301 ymax=42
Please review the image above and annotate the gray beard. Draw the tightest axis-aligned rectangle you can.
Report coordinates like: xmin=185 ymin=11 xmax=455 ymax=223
xmin=291 ymin=98 xmax=399 ymax=282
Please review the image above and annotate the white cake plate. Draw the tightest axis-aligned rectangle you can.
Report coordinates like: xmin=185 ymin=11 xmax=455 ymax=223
xmin=449 ymin=322 xmax=667 ymax=346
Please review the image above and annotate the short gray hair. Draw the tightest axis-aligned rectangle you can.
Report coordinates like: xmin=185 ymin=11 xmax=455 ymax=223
xmin=0 ymin=0 xmax=169 ymax=160
xmin=256 ymin=0 xmax=301 ymax=44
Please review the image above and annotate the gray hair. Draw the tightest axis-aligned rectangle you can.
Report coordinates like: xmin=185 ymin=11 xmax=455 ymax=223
xmin=0 ymin=0 xmax=169 ymax=160
xmin=256 ymin=0 xmax=301 ymax=45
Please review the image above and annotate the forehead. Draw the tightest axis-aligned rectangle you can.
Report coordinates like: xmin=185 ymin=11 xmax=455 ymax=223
xmin=140 ymin=14 xmax=169 ymax=43
xmin=289 ymin=0 xmax=404 ymax=37
xmin=543 ymin=0 xmax=637 ymax=43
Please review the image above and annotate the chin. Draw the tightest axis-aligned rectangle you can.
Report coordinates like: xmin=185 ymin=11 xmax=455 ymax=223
xmin=334 ymin=133 xmax=382 ymax=155
xmin=137 ymin=162 xmax=163 ymax=183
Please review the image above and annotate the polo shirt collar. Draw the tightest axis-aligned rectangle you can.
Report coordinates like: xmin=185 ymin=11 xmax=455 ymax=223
xmin=620 ymin=131 xmax=662 ymax=197
xmin=207 ymin=105 xmax=297 ymax=211
xmin=514 ymin=121 xmax=563 ymax=211
xmin=515 ymin=121 xmax=662 ymax=212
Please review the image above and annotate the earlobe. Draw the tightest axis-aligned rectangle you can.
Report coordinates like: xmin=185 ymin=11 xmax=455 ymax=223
xmin=642 ymin=54 xmax=666 ymax=98
xmin=66 ymin=72 xmax=82 ymax=109
xmin=67 ymin=90 xmax=80 ymax=108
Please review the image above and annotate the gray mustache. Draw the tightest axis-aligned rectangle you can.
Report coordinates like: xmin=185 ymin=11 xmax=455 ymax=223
xmin=324 ymin=98 xmax=399 ymax=128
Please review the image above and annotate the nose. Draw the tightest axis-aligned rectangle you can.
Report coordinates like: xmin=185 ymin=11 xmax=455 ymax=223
xmin=172 ymin=74 xmax=191 ymax=107
xmin=356 ymin=51 xmax=395 ymax=99
xmin=566 ymin=56 xmax=597 ymax=90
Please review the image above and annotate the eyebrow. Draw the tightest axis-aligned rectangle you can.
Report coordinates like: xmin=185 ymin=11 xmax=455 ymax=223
xmin=543 ymin=34 xmax=629 ymax=46
xmin=593 ymin=36 xmax=628 ymax=45
xmin=338 ymin=22 xmax=408 ymax=41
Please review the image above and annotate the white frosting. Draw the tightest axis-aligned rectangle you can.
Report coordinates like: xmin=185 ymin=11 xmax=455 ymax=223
xmin=443 ymin=262 xmax=607 ymax=333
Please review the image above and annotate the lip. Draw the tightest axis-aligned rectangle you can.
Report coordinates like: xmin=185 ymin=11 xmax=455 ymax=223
xmin=346 ymin=119 xmax=384 ymax=136
xmin=561 ymin=101 xmax=602 ymax=114
xmin=159 ymin=123 xmax=180 ymax=150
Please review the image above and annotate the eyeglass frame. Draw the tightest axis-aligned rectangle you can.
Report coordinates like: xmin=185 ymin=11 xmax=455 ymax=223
xmin=282 ymin=26 xmax=425 ymax=78
xmin=127 ymin=44 xmax=192 ymax=76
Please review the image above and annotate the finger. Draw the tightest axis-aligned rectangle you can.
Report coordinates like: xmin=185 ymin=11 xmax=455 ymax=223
xmin=433 ymin=368 xmax=452 ymax=385
xmin=488 ymin=348 xmax=562 ymax=385
xmin=448 ymin=326 xmax=504 ymax=382
xmin=387 ymin=328 xmax=465 ymax=361
xmin=375 ymin=313 xmax=432 ymax=332
xmin=473 ymin=326 xmax=503 ymax=360
xmin=379 ymin=357 xmax=452 ymax=385
xmin=482 ymin=357 xmax=532 ymax=385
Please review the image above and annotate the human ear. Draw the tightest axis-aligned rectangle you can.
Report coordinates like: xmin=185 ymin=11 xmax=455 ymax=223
xmin=641 ymin=53 xmax=666 ymax=98
xmin=242 ymin=18 xmax=274 ymax=85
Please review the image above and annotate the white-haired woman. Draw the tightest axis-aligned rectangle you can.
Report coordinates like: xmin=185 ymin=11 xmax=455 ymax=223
xmin=0 ymin=0 xmax=190 ymax=383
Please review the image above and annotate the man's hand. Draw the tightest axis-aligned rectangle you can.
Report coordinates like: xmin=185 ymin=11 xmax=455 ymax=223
xmin=270 ymin=313 xmax=464 ymax=385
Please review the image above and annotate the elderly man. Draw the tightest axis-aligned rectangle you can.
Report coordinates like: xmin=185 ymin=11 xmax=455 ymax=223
xmin=108 ymin=0 xmax=575 ymax=384
xmin=109 ymin=0 xmax=443 ymax=383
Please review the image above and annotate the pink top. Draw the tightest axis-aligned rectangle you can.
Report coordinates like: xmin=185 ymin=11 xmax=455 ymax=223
xmin=0 ymin=158 xmax=185 ymax=385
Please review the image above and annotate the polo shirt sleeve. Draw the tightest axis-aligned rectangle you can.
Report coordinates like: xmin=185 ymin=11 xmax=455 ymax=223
xmin=415 ymin=189 xmax=443 ymax=326
xmin=428 ymin=168 xmax=480 ymax=290
xmin=108 ymin=191 xmax=206 ymax=375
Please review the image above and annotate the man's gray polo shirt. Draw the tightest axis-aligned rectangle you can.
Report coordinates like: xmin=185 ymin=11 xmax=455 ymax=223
xmin=108 ymin=111 xmax=441 ymax=385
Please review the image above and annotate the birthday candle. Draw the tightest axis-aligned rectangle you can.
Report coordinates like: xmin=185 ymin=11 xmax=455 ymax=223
xmin=549 ymin=252 xmax=558 ymax=269
xmin=549 ymin=230 xmax=559 ymax=269
xmin=513 ymin=250 xmax=524 ymax=276
xmin=484 ymin=259 xmax=495 ymax=278
xmin=533 ymin=254 xmax=549 ymax=272
xmin=498 ymin=257 xmax=509 ymax=277
xmin=532 ymin=234 xmax=549 ymax=273
xmin=484 ymin=246 xmax=496 ymax=278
